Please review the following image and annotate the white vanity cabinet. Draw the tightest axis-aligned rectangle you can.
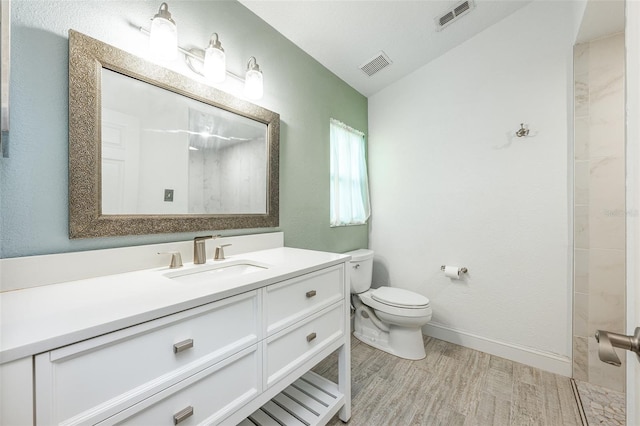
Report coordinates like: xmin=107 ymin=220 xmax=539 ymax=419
xmin=35 ymin=290 xmax=261 ymax=425
xmin=31 ymin=261 xmax=350 ymax=426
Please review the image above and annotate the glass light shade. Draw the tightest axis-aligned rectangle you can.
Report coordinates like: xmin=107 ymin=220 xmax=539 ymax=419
xmin=244 ymin=69 xmax=263 ymax=100
xmin=203 ymin=46 xmax=226 ymax=83
xmin=149 ymin=4 xmax=177 ymax=61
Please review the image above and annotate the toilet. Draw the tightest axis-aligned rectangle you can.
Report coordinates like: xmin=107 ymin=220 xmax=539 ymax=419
xmin=346 ymin=249 xmax=432 ymax=360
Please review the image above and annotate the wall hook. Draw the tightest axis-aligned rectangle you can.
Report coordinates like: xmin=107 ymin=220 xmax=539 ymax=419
xmin=515 ymin=123 xmax=530 ymax=137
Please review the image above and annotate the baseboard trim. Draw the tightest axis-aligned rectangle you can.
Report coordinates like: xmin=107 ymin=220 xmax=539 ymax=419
xmin=423 ymin=323 xmax=572 ymax=377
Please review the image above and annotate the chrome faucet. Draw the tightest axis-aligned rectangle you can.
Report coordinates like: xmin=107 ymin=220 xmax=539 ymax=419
xmin=193 ymin=236 xmax=213 ymax=264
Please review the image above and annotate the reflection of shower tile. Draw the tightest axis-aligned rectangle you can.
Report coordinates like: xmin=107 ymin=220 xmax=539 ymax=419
xmin=573 ymin=336 xmax=588 ymax=382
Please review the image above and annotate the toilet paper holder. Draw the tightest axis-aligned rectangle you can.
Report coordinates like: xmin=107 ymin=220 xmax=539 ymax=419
xmin=595 ymin=327 xmax=640 ymax=367
xmin=440 ymin=266 xmax=468 ymax=274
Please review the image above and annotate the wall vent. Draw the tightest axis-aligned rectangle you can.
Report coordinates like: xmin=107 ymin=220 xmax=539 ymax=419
xmin=436 ymin=0 xmax=475 ymax=31
xmin=359 ymin=51 xmax=392 ymax=77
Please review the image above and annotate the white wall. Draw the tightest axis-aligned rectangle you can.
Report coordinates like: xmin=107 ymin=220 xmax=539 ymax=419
xmin=368 ymin=1 xmax=579 ymax=374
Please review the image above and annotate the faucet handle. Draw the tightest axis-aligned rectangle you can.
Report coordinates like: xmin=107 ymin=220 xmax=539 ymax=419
xmin=214 ymin=244 xmax=232 ymax=261
xmin=158 ymin=251 xmax=183 ymax=269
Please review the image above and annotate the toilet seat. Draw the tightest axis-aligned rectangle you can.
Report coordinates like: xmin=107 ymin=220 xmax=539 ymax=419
xmin=371 ymin=287 xmax=430 ymax=309
xmin=358 ymin=287 xmax=432 ymax=318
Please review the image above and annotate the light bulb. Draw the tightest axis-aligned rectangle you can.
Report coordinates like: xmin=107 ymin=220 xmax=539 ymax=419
xmin=149 ymin=3 xmax=177 ymax=61
xmin=203 ymin=33 xmax=226 ymax=83
xmin=244 ymin=57 xmax=263 ymax=100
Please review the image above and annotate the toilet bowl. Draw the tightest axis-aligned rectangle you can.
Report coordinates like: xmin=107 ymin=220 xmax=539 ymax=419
xmin=346 ymin=249 xmax=432 ymax=360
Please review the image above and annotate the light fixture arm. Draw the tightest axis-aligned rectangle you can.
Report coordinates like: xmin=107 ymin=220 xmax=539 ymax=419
xmin=140 ymin=26 xmax=246 ymax=82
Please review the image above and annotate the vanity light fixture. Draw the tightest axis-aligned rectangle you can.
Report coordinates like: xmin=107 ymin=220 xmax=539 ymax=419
xmin=203 ymin=33 xmax=226 ymax=83
xmin=149 ymin=2 xmax=177 ymax=61
xmin=244 ymin=56 xmax=263 ymax=100
xmin=142 ymin=3 xmax=264 ymax=100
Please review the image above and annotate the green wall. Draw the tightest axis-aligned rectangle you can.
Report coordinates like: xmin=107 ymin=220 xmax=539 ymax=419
xmin=0 ymin=0 xmax=368 ymax=258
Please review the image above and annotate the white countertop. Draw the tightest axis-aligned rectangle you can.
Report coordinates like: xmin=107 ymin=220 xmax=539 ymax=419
xmin=0 ymin=247 xmax=350 ymax=364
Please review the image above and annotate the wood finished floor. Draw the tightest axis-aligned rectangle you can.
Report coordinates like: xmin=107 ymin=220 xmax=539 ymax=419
xmin=312 ymin=335 xmax=582 ymax=426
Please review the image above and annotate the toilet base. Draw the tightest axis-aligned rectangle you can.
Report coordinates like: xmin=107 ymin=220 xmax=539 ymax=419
xmin=354 ymin=314 xmax=426 ymax=360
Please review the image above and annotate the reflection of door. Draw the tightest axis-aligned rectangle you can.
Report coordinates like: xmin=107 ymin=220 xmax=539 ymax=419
xmin=101 ymin=109 xmax=141 ymax=214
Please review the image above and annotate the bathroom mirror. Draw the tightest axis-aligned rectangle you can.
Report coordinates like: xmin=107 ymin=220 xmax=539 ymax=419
xmin=68 ymin=30 xmax=279 ymax=238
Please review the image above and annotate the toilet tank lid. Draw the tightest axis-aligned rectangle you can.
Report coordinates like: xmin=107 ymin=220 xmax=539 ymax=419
xmin=344 ymin=248 xmax=374 ymax=262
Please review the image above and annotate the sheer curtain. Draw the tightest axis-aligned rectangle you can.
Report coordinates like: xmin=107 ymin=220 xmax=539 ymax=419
xmin=330 ymin=118 xmax=371 ymax=227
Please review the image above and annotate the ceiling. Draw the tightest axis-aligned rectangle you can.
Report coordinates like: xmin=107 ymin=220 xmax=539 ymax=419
xmin=239 ymin=0 xmax=533 ymax=97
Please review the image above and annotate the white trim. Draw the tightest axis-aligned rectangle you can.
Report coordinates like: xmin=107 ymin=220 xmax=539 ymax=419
xmin=423 ymin=322 xmax=572 ymax=377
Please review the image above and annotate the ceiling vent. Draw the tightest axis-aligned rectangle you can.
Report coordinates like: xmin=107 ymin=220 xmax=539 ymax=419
xmin=436 ymin=0 xmax=475 ymax=31
xmin=359 ymin=51 xmax=392 ymax=77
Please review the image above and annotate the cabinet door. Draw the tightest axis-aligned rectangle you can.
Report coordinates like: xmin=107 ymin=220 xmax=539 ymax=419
xmin=265 ymin=302 xmax=344 ymax=388
xmin=265 ymin=265 xmax=344 ymax=336
xmin=0 ymin=357 xmax=33 ymax=426
xmin=98 ymin=345 xmax=261 ymax=426
xmin=35 ymin=290 xmax=259 ymax=426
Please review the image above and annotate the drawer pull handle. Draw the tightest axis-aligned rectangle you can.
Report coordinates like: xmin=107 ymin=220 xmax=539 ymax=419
xmin=306 ymin=290 xmax=317 ymax=298
xmin=173 ymin=339 xmax=194 ymax=354
xmin=307 ymin=332 xmax=317 ymax=342
xmin=173 ymin=406 xmax=194 ymax=425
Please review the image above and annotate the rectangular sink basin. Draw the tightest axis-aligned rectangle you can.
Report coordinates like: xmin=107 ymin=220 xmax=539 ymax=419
xmin=166 ymin=260 xmax=269 ymax=284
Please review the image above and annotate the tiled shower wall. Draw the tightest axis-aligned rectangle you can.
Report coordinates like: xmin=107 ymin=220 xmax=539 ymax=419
xmin=573 ymin=32 xmax=626 ymax=392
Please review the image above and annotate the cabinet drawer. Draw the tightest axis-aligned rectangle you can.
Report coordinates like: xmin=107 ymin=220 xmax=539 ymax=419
xmin=100 ymin=344 xmax=261 ymax=426
xmin=35 ymin=291 xmax=259 ymax=426
xmin=265 ymin=265 xmax=344 ymax=335
xmin=265 ymin=302 xmax=344 ymax=388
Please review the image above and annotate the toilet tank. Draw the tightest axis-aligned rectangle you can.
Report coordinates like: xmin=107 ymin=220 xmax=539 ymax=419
xmin=344 ymin=249 xmax=374 ymax=294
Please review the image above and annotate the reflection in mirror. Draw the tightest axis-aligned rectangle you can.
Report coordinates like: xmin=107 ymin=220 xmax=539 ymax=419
xmin=101 ymin=69 xmax=267 ymax=215
xmin=68 ymin=30 xmax=279 ymax=238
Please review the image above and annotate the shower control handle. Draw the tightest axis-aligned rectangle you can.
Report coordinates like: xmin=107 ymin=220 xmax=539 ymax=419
xmin=595 ymin=327 xmax=640 ymax=367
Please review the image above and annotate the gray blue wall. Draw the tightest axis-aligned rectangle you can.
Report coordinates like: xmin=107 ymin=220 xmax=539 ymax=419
xmin=0 ymin=0 xmax=368 ymax=258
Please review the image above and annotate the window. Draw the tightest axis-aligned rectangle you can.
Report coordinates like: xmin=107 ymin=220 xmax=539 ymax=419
xmin=330 ymin=118 xmax=371 ymax=227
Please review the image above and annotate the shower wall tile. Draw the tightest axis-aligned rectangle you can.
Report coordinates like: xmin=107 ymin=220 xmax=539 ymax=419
xmin=588 ymin=248 xmax=625 ymax=333
xmin=574 ymin=292 xmax=589 ymax=338
xmin=588 ymin=335 xmax=625 ymax=393
xmin=574 ymin=116 xmax=589 ymax=160
xmin=574 ymin=205 xmax=589 ymax=249
xmin=573 ymin=33 xmax=625 ymax=393
xmin=574 ymin=160 xmax=589 ymax=205
xmin=573 ymin=42 xmax=589 ymax=75
xmin=574 ymin=248 xmax=589 ymax=293
xmin=574 ymin=74 xmax=590 ymax=118
xmin=589 ymin=156 xmax=625 ymax=250
xmin=573 ymin=336 xmax=588 ymax=382
xmin=588 ymin=33 xmax=624 ymax=86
